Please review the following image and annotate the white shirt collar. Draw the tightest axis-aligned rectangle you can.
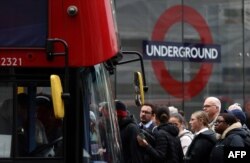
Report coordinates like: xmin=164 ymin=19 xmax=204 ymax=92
xmin=195 ymin=127 xmax=209 ymax=136
xmin=139 ymin=120 xmax=153 ymax=128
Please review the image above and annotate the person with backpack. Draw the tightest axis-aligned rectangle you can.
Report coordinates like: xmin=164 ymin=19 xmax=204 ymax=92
xmin=209 ymin=113 xmax=247 ymax=163
xmin=184 ymin=111 xmax=216 ymax=163
xmin=137 ymin=106 xmax=184 ymax=163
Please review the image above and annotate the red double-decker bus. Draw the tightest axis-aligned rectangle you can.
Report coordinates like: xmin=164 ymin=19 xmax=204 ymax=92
xmin=0 ymin=0 xmax=146 ymax=163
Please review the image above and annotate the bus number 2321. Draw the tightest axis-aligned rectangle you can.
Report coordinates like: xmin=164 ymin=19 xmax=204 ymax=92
xmin=1 ymin=57 xmax=22 ymax=66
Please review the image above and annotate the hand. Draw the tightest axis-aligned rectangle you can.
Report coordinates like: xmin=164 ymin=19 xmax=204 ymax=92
xmin=97 ymin=148 xmax=106 ymax=155
xmin=137 ymin=135 xmax=148 ymax=147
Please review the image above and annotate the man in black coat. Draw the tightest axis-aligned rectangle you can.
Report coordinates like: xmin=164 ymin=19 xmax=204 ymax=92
xmin=115 ymin=100 xmax=144 ymax=163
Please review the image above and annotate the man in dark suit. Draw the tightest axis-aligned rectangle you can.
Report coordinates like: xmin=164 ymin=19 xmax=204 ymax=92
xmin=138 ymin=103 xmax=156 ymax=133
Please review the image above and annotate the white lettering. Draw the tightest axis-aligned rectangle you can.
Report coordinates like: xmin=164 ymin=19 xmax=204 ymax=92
xmin=228 ymin=151 xmax=247 ymax=158
xmin=179 ymin=47 xmax=184 ymax=57
xmin=191 ymin=47 xmax=198 ymax=58
xmin=185 ymin=47 xmax=191 ymax=58
xmin=173 ymin=46 xmax=179 ymax=57
xmin=228 ymin=151 xmax=235 ymax=158
xmin=144 ymin=43 xmax=220 ymax=62
xmin=235 ymin=151 xmax=240 ymax=158
xmin=0 ymin=57 xmax=22 ymax=66
xmin=203 ymin=48 xmax=210 ymax=59
xmin=154 ymin=45 xmax=161 ymax=56
xmin=211 ymin=48 xmax=218 ymax=59
xmin=146 ymin=45 xmax=153 ymax=56
xmin=161 ymin=46 xmax=168 ymax=57
xmin=241 ymin=151 xmax=246 ymax=158
xmin=168 ymin=46 xmax=173 ymax=57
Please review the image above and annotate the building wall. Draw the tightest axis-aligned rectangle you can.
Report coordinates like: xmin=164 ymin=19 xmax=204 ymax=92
xmin=114 ymin=0 xmax=250 ymax=120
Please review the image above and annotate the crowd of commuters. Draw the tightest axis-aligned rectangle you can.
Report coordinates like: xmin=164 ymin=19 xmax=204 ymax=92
xmin=2 ymin=91 xmax=248 ymax=162
xmin=114 ymin=96 xmax=250 ymax=163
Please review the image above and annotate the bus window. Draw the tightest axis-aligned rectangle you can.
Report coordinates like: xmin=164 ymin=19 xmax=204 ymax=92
xmin=0 ymin=0 xmax=48 ymax=47
xmin=0 ymin=86 xmax=13 ymax=158
xmin=16 ymin=92 xmax=50 ymax=156
xmin=36 ymin=94 xmax=63 ymax=157
xmin=14 ymin=86 xmax=63 ymax=158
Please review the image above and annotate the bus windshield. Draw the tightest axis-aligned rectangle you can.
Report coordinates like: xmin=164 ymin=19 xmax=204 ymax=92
xmin=81 ymin=64 xmax=122 ymax=163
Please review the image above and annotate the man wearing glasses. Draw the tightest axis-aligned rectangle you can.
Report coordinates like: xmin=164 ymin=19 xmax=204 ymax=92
xmin=138 ymin=103 xmax=156 ymax=163
xmin=138 ymin=103 xmax=156 ymax=133
xmin=203 ymin=96 xmax=221 ymax=131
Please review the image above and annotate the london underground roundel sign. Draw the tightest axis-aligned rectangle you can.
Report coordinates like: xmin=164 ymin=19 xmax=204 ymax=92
xmin=151 ymin=5 xmax=213 ymax=100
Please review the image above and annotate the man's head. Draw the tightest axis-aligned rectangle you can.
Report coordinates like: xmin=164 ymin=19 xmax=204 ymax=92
xmin=36 ymin=95 xmax=58 ymax=130
xmin=203 ymin=96 xmax=221 ymax=122
xmin=115 ymin=100 xmax=128 ymax=119
xmin=227 ymin=109 xmax=246 ymax=125
xmin=228 ymin=103 xmax=242 ymax=111
xmin=139 ymin=103 xmax=155 ymax=124
xmin=168 ymin=106 xmax=178 ymax=114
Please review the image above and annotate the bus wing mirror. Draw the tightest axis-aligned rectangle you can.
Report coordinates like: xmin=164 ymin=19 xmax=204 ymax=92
xmin=134 ymin=72 xmax=144 ymax=106
xmin=50 ymin=75 xmax=65 ymax=119
xmin=118 ymin=51 xmax=148 ymax=92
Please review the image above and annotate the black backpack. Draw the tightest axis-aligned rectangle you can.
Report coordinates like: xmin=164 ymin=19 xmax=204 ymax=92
xmin=163 ymin=130 xmax=184 ymax=163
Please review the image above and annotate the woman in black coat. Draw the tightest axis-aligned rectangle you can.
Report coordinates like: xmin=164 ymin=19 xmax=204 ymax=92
xmin=137 ymin=106 xmax=184 ymax=163
xmin=209 ymin=113 xmax=246 ymax=163
xmin=184 ymin=111 xmax=216 ymax=163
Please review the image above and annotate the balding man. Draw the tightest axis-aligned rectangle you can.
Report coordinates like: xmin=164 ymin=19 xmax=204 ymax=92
xmin=203 ymin=96 xmax=221 ymax=130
